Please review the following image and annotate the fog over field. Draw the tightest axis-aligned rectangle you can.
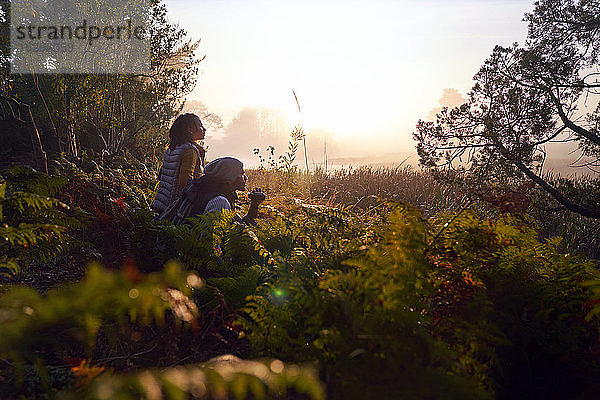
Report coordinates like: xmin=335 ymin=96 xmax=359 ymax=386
xmin=166 ymin=0 xmax=596 ymax=175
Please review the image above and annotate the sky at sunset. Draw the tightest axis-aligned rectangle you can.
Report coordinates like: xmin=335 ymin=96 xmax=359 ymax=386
xmin=164 ymin=0 xmax=534 ymax=165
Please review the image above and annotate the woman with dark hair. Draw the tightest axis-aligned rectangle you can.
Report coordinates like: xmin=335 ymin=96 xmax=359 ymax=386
xmin=152 ymin=113 xmax=207 ymax=214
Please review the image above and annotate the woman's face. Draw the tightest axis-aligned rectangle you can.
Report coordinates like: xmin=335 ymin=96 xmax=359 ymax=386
xmin=233 ymin=170 xmax=248 ymax=191
xmin=191 ymin=119 xmax=206 ymax=141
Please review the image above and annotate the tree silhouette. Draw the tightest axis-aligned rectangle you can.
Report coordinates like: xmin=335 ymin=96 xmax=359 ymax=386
xmin=426 ymin=88 xmax=465 ymax=121
xmin=415 ymin=0 xmax=600 ymax=219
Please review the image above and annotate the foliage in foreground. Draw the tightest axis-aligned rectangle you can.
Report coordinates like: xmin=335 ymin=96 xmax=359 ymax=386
xmin=1 ymin=160 xmax=600 ymax=399
xmin=428 ymin=211 xmax=600 ymax=398
xmin=240 ymin=205 xmax=600 ymax=399
xmin=68 ymin=356 xmax=323 ymax=400
xmin=0 ymin=261 xmax=323 ymax=400
xmin=0 ymin=262 xmax=199 ymax=366
xmin=0 ymin=165 xmax=88 ymax=278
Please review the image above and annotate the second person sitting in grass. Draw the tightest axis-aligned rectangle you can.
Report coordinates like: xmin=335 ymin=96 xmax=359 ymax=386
xmin=161 ymin=157 xmax=266 ymax=225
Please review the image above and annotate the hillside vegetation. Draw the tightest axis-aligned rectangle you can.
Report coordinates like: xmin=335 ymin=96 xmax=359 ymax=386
xmin=1 ymin=155 xmax=600 ymax=399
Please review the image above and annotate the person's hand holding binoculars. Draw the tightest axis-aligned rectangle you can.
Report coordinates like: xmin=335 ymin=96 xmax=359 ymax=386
xmin=248 ymin=188 xmax=266 ymax=206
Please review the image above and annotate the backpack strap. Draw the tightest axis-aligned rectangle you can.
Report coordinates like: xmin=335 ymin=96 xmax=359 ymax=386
xmin=190 ymin=142 xmax=206 ymax=169
xmin=157 ymin=197 xmax=177 ymax=222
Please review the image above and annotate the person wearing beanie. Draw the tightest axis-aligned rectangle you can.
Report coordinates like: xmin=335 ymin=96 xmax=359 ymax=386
xmin=165 ymin=157 xmax=266 ymax=225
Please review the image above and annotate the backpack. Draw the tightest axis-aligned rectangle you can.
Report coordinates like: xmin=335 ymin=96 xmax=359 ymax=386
xmin=157 ymin=178 xmax=227 ymax=226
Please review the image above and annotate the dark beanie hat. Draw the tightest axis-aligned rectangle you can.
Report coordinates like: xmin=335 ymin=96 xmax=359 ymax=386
xmin=203 ymin=157 xmax=244 ymax=182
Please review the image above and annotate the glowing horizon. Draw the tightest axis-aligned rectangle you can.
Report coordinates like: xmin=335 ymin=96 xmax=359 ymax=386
xmin=165 ymin=0 xmax=533 ymax=155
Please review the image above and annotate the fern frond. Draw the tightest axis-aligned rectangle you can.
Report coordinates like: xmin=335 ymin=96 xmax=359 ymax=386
xmin=0 ymin=262 xmax=198 ymax=363
xmin=3 ymin=165 xmax=67 ymax=196
xmin=68 ymin=356 xmax=324 ymax=400
xmin=6 ymin=191 xmax=69 ymax=214
xmin=208 ymin=266 xmax=261 ymax=309
xmin=0 ymin=258 xmax=20 ymax=277
xmin=0 ymin=223 xmax=66 ymax=246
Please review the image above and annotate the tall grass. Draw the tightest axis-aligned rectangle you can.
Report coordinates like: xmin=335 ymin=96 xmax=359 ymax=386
xmin=247 ymin=165 xmax=600 ymax=260
xmin=308 ymin=165 xmax=475 ymax=215
xmin=248 ymin=166 xmax=475 ymax=215
xmin=529 ymin=173 xmax=600 ymax=260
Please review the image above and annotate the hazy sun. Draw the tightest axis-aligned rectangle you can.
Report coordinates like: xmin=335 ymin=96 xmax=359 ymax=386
xmin=277 ymin=86 xmax=395 ymax=140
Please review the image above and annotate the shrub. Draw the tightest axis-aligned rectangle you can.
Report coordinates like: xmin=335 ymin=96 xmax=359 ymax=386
xmin=0 ymin=165 xmax=88 ymax=281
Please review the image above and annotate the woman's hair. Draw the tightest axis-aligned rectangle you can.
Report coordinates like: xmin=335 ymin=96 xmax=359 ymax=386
xmin=168 ymin=113 xmax=203 ymax=150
